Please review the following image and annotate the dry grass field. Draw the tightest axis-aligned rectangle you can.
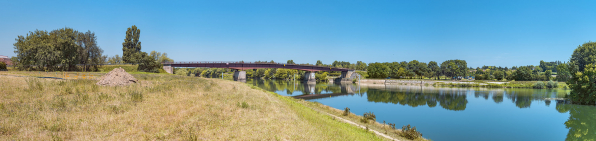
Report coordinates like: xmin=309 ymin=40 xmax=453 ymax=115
xmin=0 ymin=71 xmax=386 ymax=140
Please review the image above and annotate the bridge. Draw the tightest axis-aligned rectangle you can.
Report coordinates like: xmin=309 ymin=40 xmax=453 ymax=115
xmin=162 ymin=61 xmax=357 ymax=83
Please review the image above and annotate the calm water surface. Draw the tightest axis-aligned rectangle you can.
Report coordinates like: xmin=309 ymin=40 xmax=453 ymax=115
xmin=246 ymin=79 xmax=596 ymax=141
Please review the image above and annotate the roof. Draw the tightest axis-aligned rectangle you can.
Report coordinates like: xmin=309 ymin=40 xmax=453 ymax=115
xmin=0 ymin=55 xmax=8 ymax=59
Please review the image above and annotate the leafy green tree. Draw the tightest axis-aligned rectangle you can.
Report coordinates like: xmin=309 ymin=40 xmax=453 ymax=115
xmin=367 ymin=63 xmax=390 ymax=78
xmin=122 ymin=25 xmax=142 ymax=64
xmin=567 ymin=64 xmax=596 ymax=105
xmin=544 ymin=70 xmax=552 ymax=80
xmin=137 ymin=52 xmax=161 ymax=73
xmin=570 ymin=41 xmax=596 ymax=71
xmin=356 ymin=61 xmax=367 ymax=70
xmin=557 ymin=63 xmax=571 ymax=81
xmin=416 ymin=62 xmax=428 ymax=79
xmin=408 ymin=60 xmax=419 ymax=78
xmin=0 ymin=62 xmax=6 ymax=70
xmin=515 ymin=66 xmax=533 ymax=81
xmin=428 ymin=61 xmax=440 ymax=80
xmin=150 ymin=51 xmax=174 ymax=63
xmin=107 ymin=55 xmax=123 ymax=64
xmin=316 ymin=60 xmax=323 ymax=66
xmin=175 ymin=68 xmax=189 ymax=76
xmin=493 ymin=70 xmax=504 ymax=80
xmin=397 ymin=67 xmax=407 ymax=79
xmin=286 ymin=60 xmax=295 ymax=64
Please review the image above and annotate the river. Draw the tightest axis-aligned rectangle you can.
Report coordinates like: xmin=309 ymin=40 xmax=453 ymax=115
xmin=246 ymin=79 xmax=596 ymax=141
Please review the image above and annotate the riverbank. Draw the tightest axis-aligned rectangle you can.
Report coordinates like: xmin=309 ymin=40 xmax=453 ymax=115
xmin=0 ymin=71 xmax=396 ymax=140
xmin=358 ymin=79 xmax=568 ymax=89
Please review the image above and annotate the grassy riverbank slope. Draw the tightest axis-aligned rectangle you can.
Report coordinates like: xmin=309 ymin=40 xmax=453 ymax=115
xmin=0 ymin=71 xmax=386 ymax=140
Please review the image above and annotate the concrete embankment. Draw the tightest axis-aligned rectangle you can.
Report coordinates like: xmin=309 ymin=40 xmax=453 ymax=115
xmin=358 ymin=79 xmax=437 ymax=86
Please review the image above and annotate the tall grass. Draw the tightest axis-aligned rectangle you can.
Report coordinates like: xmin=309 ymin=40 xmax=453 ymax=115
xmin=0 ymin=72 xmax=385 ymax=140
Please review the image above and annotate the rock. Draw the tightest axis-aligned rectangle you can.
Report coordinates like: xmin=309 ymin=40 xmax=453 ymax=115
xmin=96 ymin=67 xmax=138 ymax=86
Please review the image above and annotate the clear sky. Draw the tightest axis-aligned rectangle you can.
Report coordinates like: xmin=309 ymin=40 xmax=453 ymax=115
xmin=1 ymin=0 xmax=595 ymax=67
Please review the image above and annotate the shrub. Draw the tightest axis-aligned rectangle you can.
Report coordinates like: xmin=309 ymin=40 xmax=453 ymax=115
xmin=0 ymin=62 xmax=6 ymax=70
xmin=546 ymin=80 xmax=558 ymax=89
xmin=533 ymin=81 xmax=545 ymax=89
xmin=239 ymin=101 xmax=249 ymax=108
xmin=567 ymin=64 xmax=596 ymax=105
xmin=400 ymin=124 xmax=422 ymax=140
xmin=363 ymin=112 xmax=376 ymax=121
xmin=343 ymin=107 xmax=350 ymax=116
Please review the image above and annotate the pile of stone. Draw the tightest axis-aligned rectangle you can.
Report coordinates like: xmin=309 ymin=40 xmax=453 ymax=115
xmin=96 ymin=67 xmax=138 ymax=86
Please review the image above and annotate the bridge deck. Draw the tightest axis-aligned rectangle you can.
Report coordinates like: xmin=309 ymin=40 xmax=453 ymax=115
xmin=163 ymin=62 xmax=353 ymax=72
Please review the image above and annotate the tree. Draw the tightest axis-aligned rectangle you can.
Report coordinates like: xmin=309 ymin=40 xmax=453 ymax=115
xmin=316 ymin=60 xmax=323 ymax=66
xmin=570 ymin=41 xmax=596 ymax=71
xmin=440 ymin=60 xmax=467 ymax=79
xmin=137 ymin=52 xmax=162 ymax=73
xmin=428 ymin=61 xmax=440 ymax=80
xmin=122 ymin=25 xmax=142 ymax=64
xmin=150 ymin=51 xmax=174 ymax=63
xmin=567 ymin=64 xmax=596 ymax=105
xmin=515 ymin=66 xmax=533 ymax=81
xmin=367 ymin=63 xmax=390 ymax=78
xmin=557 ymin=63 xmax=571 ymax=81
xmin=286 ymin=60 xmax=295 ymax=64
xmin=407 ymin=60 xmax=419 ymax=79
xmin=416 ymin=62 xmax=428 ymax=79
xmin=356 ymin=61 xmax=367 ymax=70
xmin=78 ymin=30 xmax=104 ymax=71
xmin=108 ymin=55 xmax=123 ymax=64
xmin=13 ymin=28 xmax=103 ymax=71
xmin=493 ymin=70 xmax=504 ymax=80
xmin=0 ymin=62 xmax=6 ymax=70
xmin=544 ymin=70 xmax=552 ymax=80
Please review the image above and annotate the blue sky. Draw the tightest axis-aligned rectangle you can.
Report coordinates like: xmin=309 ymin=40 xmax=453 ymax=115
xmin=1 ymin=0 xmax=595 ymax=67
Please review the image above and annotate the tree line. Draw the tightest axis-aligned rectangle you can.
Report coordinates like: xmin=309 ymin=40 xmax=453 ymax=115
xmin=12 ymin=28 xmax=106 ymax=71
xmin=11 ymin=26 xmax=172 ymax=73
xmin=366 ymin=59 xmax=468 ymax=79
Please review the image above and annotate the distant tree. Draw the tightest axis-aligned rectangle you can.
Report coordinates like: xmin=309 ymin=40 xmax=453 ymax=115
xmin=493 ymin=70 xmax=504 ymax=80
xmin=416 ymin=62 xmax=428 ymax=79
xmin=316 ymin=60 xmax=323 ymax=66
xmin=108 ymin=55 xmax=123 ymax=64
xmin=570 ymin=41 xmax=596 ymax=71
xmin=515 ymin=66 xmax=533 ymax=81
xmin=150 ymin=51 xmax=174 ymax=63
xmin=0 ymin=62 xmax=6 ymax=70
xmin=367 ymin=63 xmax=390 ymax=78
xmin=557 ymin=63 xmax=571 ymax=81
xmin=137 ymin=52 xmax=161 ymax=73
xmin=286 ymin=60 xmax=295 ymax=64
xmin=356 ymin=61 xmax=367 ymax=70
xmin=544 ymin=70 xmax=552 ymax=80
xmin=122 ymin=25 xmax=142 ymax=64
xmin=397 ymin=67 xmax=407 ymax=79
xmin=428 ymin=61 xmax=440 ymax=80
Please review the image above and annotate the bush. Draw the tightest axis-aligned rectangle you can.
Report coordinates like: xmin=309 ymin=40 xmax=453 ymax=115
xmin=363 ymin=112 xmax=376 ymax=121
xmin=343 ymin=107 xmax=350 ymax=116
xmin=568 ymin=64 xmax=596 ymax=105
xmin=0 ymin=62 xmax=6 ymax=70
xmin=533 ymin=81 xmax=545 ymax=89
xmin=400 ymin=124 xmax=422 ymax=140
xmin=137 ymin=52 xmax=161 ymax=73
xmin=546 ymin=80 xmax=558 ymax=89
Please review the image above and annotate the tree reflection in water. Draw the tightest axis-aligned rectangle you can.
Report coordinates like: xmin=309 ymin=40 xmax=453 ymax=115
xmin=556 ymin=103 xmax=596 ymax=140
xmin=366 ymin=89 xmax=468 ymax=111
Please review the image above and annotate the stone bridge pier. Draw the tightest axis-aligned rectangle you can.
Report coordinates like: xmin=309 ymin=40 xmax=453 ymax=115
xmin=163 ymin=65 xmax=173 ymax=74
xmin=304 ymin=71 xmax=316 ymax=84
xmin=233 ymin=70 xmax=246 ymax=81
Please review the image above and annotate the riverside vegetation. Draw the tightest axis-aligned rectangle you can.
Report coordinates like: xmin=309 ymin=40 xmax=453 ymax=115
xmin=0 ymin=71 xmax=410 ymax=140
